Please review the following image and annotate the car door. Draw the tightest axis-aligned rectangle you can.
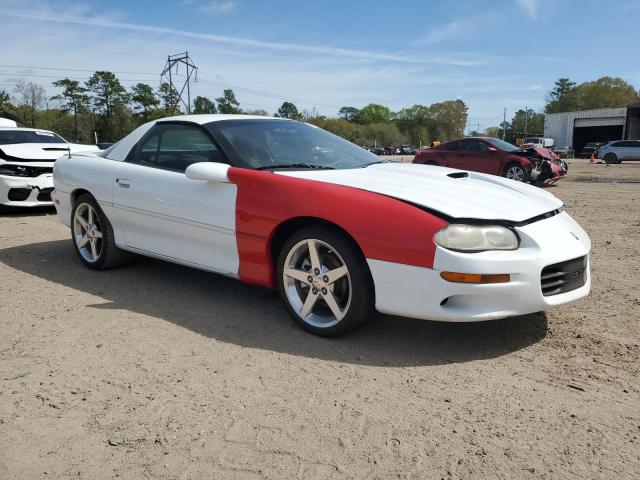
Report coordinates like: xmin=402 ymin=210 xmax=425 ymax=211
xmin=609 ymin=141 xmax=625 ymax=160
xmin=455 ymin=139 xmax=498 ymax=174
xmin=438 ymin=140 xmax=462 ymax=168
xmin=623 ymin=140 xmax=640 ymax=160
xmin=112 ymin=122 xmax=239 ymax=275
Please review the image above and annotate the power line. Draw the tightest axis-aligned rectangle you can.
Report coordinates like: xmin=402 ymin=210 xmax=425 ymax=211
xmin=0 ymin=62 xmax=341 ymax=111
xmin=0 ymin=72 xmax=157 ymax=82
xmin=0 ymin=64 xmax=157 ymax=75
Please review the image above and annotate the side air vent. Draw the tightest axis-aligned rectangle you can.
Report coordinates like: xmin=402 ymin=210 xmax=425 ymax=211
xmin=447 ymin=172 xmax=469 ymax=179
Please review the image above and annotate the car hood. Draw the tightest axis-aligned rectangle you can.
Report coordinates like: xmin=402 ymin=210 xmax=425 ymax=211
xmin=0 ymin=143 xmax=99 ymax=161
xmin=278 ymin=162 xmax=563 ymax=222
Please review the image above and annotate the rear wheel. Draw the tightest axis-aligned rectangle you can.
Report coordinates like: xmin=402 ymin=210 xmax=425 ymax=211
xmin=603 ymin=153 xmax=617 ymax=164
xmin=503 ymin=162 xmax=529 ymax=182
xmin=277 ymin=225 xmax=374 ymax=337
xmin=71 ymin=194 xmax=133 ymax=270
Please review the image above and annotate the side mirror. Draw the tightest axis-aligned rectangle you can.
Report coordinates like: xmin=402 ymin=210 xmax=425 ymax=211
xmin=185 ymin=162 xmax=230 ymax=183
xmin=487 ymin=146 xmax=498 ymax=153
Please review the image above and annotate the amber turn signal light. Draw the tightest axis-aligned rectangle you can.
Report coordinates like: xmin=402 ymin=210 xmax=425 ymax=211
xmin=440 ymin=272 xmax=510 ymax=284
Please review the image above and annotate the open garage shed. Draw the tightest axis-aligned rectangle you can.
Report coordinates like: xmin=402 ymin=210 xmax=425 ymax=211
xmin=544 ymin=107 xmax=629 ymax=155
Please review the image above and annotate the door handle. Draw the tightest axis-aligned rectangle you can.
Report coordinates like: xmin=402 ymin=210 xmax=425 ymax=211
xmin=116 ymin=178 xmax=131 ymax=189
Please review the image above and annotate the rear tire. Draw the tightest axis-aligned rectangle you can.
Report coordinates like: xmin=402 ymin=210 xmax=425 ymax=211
xmin=71 ymin=193 xmax=133 ymax=270
xmin=503 ymin=162 xmax=530 ymax=183
xmin=276 ymin=225 xmax=374 ymax=337
xmin=603 ymin=153 xmax=617 ymax=164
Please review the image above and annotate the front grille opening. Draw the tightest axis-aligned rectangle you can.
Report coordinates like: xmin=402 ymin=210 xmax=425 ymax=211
xmin=541 ymin=256 xmax=587 ymax=296
xmin=37 ymin=188 xmax=53 ymax=202
xmin=8 ymin=187 xmax=32 ymax=201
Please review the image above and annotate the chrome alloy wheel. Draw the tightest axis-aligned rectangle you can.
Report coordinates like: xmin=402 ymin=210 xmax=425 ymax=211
xmin=73 ymin=202 xmax=103 ymax=263
xmin=506 ymin=165 xmax=526 ymax=182
xmin=282 ymin=238 xmax=352 ymax=328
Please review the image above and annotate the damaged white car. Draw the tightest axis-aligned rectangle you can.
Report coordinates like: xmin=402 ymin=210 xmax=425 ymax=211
xmin=0 ymin=127 xmax=98 ymax=211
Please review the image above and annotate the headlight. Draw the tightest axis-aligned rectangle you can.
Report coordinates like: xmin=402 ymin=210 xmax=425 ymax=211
xmin=434 ymin=224 xmax=519 ymax=252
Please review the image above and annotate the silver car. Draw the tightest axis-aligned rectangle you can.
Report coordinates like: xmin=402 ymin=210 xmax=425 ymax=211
xmin=598 ymin=140 xmax=640 ymax=164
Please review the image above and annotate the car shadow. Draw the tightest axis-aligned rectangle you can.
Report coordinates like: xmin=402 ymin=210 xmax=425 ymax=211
xmin=0 ymin=240 xmax=548 ymax=367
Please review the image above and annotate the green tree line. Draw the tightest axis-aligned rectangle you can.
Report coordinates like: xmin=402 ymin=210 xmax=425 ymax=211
xmin=0 ymin=71 xmax=469 ymax=146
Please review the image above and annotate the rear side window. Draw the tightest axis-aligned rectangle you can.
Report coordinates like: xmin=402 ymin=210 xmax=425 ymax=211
xmin=461 ymin=139 xmax=490 ymax=152
xmin=128 ymin=123 xmax=226 ymax=172
xmin=0 ymin=130 xmax=66 ymax=144
xmin=442 ymin=140 xmax=461 ymax=151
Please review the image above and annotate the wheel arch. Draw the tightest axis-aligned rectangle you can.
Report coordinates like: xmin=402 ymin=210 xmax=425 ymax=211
xmin=70 ymin=187 xmax=93 ymax=205
xmin=503 ymin=157 xmax=530 ymax=174
xmin=269 ymin=216 xmax=367 ymax=272
xmin=505 ymin=155 xmax=531 ymax=168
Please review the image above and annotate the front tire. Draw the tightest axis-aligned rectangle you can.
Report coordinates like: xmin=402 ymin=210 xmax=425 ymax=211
xmin=603 ymin=153 xmax=617 ymax=164
xmin=503 ymin=162 xmax=530 ymax=183
xmin=276 ymin=225 xmax=374 ymax=337
xmin=71 ymin=194 xmax=133 ymax=270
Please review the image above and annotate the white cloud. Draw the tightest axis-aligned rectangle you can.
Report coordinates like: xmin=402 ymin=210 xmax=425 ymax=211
xmin=200 ymin=1 xmax=236 ymax=15
xmin=517 ymin=0 xmax=539 ymax=19
xmin=419 ymin=22 xmax=461 ymax=45
xmin=529 ymin=84 xmax=543 ymax=90
xmin=0 ymin=10 xmax=487 ymax=67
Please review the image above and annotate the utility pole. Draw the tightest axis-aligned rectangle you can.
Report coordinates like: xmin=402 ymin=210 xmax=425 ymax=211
xmin=502 ymin=108 xmax=507 ymax=140
xmin=161 ymin=52 xmax=198 ymax=114
xmin=524 ymin=106 xmax=528 ymax=137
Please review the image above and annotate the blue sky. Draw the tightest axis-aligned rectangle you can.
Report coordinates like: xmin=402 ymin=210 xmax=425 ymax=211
xmin=0 ymin=0 xmax=638 ymax=130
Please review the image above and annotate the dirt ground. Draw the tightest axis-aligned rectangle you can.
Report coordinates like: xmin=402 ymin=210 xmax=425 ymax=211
xmin=0 ymin=159 xmax=639 ymax=479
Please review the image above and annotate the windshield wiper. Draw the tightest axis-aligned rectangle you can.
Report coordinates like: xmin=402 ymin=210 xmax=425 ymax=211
xmin=363 ymin=160 xmax=388 ymax=167
xmin=255 ymin=163 xmax=334 ymax=170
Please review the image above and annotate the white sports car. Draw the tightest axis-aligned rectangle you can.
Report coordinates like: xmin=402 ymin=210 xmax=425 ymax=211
xmin=0 ymin=127 xmax=98 ymax=210
xmin=52 ymin=115 xmax=591 ymax=336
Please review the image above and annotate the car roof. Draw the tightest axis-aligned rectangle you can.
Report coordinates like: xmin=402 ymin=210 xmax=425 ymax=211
xmin=157 ymin=114 xmax=284 ymax=125
xmin=442 ymin=137 xmax=496 ymax=143
xmin=0 ymin=127 xmax=56 ymax=133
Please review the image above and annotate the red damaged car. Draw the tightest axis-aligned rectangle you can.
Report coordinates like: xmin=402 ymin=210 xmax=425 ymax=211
xmin=413 ymin=137 xmax=567 ymax=185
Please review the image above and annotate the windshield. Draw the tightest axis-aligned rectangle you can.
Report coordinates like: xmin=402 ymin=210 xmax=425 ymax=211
xmin=485 ymin=137 xmax=520 ymax=152
xmin=524 ymin=138 xmax=542 ymax=144
xmin=0 ymin=130 xmax=66 ymax=145
xmin=210 ymin=119 xmax=382 ymax=170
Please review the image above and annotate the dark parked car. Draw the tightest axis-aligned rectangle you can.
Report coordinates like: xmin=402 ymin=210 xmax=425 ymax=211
xmin=580 ymin=142 xmax=605 ymax=158
xmin=552 ymin=146 xmax=575 ymax=158
xmin=413 ymin=137 xmax=565 ymax=184
xmin=399 ymin=145 xmax=415 ymax=155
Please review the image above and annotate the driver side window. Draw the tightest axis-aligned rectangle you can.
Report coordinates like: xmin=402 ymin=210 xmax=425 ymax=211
xmin=461 ymin=140 xmax=489 ymax=152
xmin=129 ymin=123 xmax=225 ymax=172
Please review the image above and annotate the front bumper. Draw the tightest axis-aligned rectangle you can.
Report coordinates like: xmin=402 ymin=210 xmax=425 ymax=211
xmin=368 ymin=211 xmax=591 ymax=322
xmin=0 ymin=174 xmax=54 ymax=207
